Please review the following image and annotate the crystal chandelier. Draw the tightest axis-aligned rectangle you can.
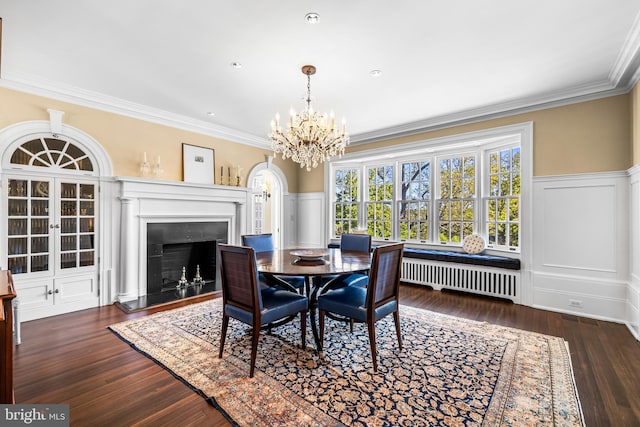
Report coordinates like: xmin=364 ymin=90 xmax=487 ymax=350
xmin=269 ymin=65 xmax=349 ymax=171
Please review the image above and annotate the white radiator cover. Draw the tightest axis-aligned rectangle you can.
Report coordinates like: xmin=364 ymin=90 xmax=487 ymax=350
xmin=401 ymin=258 xmax=521 ymax=303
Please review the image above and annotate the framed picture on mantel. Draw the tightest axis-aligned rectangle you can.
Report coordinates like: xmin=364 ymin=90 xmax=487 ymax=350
xmin=182 ymin=143 xmax=215 ymax=184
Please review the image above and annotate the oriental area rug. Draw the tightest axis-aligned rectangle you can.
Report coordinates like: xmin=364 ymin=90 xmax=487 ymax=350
xmin=109 ymin=298 xmax=584 ymax=427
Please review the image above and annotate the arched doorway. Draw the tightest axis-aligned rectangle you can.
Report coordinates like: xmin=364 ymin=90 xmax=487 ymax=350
xmin=246 ymin=156 xmax=288 ymax=248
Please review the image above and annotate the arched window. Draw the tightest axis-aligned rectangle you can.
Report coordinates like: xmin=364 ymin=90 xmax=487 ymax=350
xmin=9 ymin=137 xmax=94 ymax=172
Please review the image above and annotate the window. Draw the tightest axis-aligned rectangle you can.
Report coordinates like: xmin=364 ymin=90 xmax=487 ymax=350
xmin=333 ymin=168 xmax=359 ymax=235
xmin=366 ymin=165 xmax=393 ymax=239
xmin=10 ymin=137 xmax=93 ymax=171
xmin=437 ymin=155 xmax=475 ymax=244
xmin=486 ymin=146 xmax=520 ymax=249
xmin=328 ymin=123 xmax=530 ymax=253
xmin=399 ymin=161 xmax=430 ymax=241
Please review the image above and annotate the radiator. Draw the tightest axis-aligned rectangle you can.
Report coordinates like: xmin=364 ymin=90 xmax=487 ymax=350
xmin=401 ymin=258 xmax=520 ymax=303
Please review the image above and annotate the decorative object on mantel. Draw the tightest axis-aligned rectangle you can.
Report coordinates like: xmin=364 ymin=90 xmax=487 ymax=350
xmin=182 ymin=143 xmax=215 ymax=184
xmin=235 ymin=165 xmax=242 ymax=186
xmin=139 ymin=152 xmax=150 ymax=177
xmin=109 ymin=299 xmax=585 ymax=427
xmin=269 ymin=65 xmax=350 ymax=171
xmin=219 ymin=165 xmax=242 ymax=186
xmin=140 ymin=152 xmax=164 ymax=177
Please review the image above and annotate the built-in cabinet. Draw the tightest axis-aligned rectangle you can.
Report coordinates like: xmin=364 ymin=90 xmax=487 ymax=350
xmin=4 ymin=175 xmax=99 ymax=321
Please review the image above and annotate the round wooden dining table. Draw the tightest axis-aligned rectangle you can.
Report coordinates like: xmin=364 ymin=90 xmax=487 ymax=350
xmin=255 ymin=248 xmax=371 ymax=351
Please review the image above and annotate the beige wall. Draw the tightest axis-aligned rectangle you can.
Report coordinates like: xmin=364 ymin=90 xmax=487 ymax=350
xmin=299 ymin=94 xmax=632 ymax=192
xmin=0 ymin=87 xmax=302 ymax=193
xmin=1 ymin=87 xmax=633 ymax=194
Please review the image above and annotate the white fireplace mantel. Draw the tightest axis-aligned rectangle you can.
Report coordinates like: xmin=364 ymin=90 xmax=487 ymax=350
xmin=115 ymin=177 xmax=249 ymax=301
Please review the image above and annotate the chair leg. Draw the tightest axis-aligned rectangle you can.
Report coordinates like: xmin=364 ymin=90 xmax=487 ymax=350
xmin=367 ymin=319 xmax=378 ymax=372
xmin=249 ymin=326 xmax=261 ymax=378
xmin=319 ymin=309 xmax=325 ymax=351
xmin=393 ymin=310 xmax=402 ymax=351
xmin=300 ymin=310 xmax=307 ymax=349
xmin=349 ymin=318 xmax=354 ymax=332
xmin=218 ymin=314 xmax=229 ymax=358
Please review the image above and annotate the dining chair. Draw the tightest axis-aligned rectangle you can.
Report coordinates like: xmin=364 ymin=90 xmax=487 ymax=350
xmin=217 ymin=244 xmax=308 ymax=378
xmin=241 ymin=233 xmax=305 ymax=292
xmin=321 ymin=233 xmax=372 ymax=289
xmin=340 ymin=233 xmax=372 ymax=253
xmin=318 ymin=243 xmax=404 ymax=372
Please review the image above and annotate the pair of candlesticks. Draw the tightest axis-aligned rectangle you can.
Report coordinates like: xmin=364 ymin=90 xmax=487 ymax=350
xmin=177 ymin=265 xmax=203 ymax=288
xmin=140 ymin=152 xmax=163 ymax=177
xmin=220 ymin=166 xmax=242 ymax=186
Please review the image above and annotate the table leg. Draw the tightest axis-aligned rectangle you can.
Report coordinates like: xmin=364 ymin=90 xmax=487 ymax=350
xmin=306 ymin=276 xmax=324 ymax=354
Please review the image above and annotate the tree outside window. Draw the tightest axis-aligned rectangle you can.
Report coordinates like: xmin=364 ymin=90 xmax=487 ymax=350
xmin=366 ymin=165 xmax=393 ymax=239
xmin=333 ymin=168 xmax=359 ymax=236
xmin=486 ymin=147 xmax=520 ymax=249
xmin=438 ymin=155 xmax=475 ymax=244
xmin=399 ymin=161 xmax=430 ymax=241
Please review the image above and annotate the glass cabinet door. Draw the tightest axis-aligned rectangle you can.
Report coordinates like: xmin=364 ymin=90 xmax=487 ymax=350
xmin=5 ymin=177 xmax=97 ymax=276
xmin=7 ymin=178 xmax=53 ymax=274
xmin=59 ymin=181 xmax=95 ymax=271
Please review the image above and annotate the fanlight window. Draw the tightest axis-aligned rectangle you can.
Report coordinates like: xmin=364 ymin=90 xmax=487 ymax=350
xmin=10 ymin=137 xmax=93 ymax=172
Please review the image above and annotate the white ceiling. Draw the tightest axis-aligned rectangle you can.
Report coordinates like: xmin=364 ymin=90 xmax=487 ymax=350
xmin=2 ymin=1 xmax=640 ymax=148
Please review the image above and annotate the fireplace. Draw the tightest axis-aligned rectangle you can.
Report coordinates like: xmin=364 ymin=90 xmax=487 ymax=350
xmin=146 ymin=222 xmax=228 ymax=294
xmin=116 ymin=177 xmax=248 ymax=303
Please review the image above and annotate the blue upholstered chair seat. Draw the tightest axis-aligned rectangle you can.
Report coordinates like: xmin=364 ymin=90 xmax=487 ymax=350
xmin=225 ymin=287 xmax=308 ymax=325
xmin=318 ymin=285 xmax=397 ymax=323
xmin=322 ymin=272 xmax=368 ymax=290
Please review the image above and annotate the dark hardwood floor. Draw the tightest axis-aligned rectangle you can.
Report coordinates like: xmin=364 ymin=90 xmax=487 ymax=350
xmin=13 ymin=284 xmax=640 ymax=426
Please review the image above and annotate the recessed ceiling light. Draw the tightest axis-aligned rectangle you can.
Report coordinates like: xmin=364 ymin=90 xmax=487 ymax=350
xmin=206 ymin=112 xmax=215 ymax=117
xmin=305 ymin=12 xmax=320 ymax=23
xmin=231 ymin=62 xmax=242 ymax=69
xmin=369 ymin=69 xmax=383 ymax=77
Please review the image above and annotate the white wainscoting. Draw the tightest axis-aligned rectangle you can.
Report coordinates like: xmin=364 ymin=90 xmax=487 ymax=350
xmin=296 ymin=192 xmax=326 ymax=248
xmin=532 ymin=172 xmax=630 ymax=323
xmin=628 ymin=165 xmax=640 ymax=339
xmin=283 ymin=193 xmax=298 ymax=249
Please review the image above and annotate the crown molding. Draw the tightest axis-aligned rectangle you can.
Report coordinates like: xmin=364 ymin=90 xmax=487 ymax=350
xmin=349 ymin=79 xmax=625 ymax=145
xmin=0 ymin=72 xmax=270 ymax=149
xmin=610 ymin=10 xmax=640 ymax=89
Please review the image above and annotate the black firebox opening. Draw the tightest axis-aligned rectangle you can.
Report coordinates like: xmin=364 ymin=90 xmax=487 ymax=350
xmin=146 ymin=222 xmax=228 ymax=294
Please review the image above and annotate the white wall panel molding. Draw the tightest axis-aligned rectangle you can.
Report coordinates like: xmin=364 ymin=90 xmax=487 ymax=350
xmin=531 ymin=172 xmax=630 ymax=322
xmin=628 ymin=166 xmax=640 ymax=339
xmin=297 ymin=193 xmax=325 ymax=248
xmin=284 ymin=193 xmax=299 ymax=248
xmin=532 ymin=173 xmax=629 ymax=277
xmin=628 ymin=281 xmax=640 ymax=340
xmin=533 ymin=271 xmax=627 ymax=323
